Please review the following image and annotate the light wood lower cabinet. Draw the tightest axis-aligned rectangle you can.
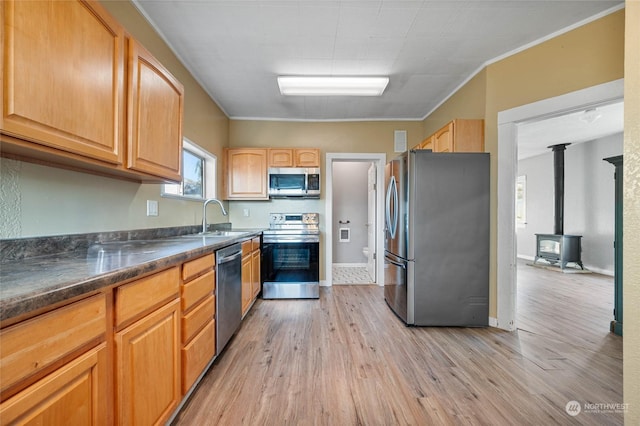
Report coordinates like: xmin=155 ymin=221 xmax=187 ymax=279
xmin=180 ymin=254 xmax=216 ymax=394
xmin=242 ymin=237 xmax=261 ymax=316
xmin=0 ymin=246 xmax=254 ymax=424
xmin=114 ymin=267 xmax=180 ymax=425
xmin=242 ymin=242 xmax=253 ymax=316
xmin=115 ymin=298 xmax=180 ymax=426
xmin=251 ymin=238 xmax=262 ymax=299
xmin=0 ymin=343 xmax=108 ymax=425
xmin=0 ymin=294 xmax=108 ymax=425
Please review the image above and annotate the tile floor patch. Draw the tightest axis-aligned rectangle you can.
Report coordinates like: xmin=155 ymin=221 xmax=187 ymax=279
xmin=332 ymin=265 xmax=374 ymax=284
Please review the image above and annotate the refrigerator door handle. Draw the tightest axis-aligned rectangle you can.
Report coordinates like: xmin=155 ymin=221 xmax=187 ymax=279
xmin=385 ymin=256 xmax=406 ymax=269
xmin=386 ymin=175 xmax=398 ymax=239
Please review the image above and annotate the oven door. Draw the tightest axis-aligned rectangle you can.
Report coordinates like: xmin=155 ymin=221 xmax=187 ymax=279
xmin=262 ymin=238 xmax=319 ymax=299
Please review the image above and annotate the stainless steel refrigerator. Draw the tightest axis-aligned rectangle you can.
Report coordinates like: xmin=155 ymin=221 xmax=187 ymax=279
xmin=384 ymin=150 xmax=489 ymax=326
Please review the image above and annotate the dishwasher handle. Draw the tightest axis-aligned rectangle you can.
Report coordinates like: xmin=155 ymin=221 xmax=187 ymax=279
xmin=216 ymin=243 xmax=243 ymax=265
xmin=217 ymin=250 xmax=242 ymax=264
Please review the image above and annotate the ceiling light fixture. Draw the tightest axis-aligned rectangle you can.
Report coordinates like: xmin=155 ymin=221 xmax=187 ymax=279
xmin=579 ymin=108 xmax=602 ymax=124
xmin=277 ymin=76 xmax=389 ymax=96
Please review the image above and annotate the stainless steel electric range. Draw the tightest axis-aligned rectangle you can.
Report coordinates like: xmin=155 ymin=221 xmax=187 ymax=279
xmin=261 ymin=213 xmax=320 ymax=299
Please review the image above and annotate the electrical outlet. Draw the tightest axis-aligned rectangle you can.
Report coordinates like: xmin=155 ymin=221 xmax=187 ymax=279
xmin=243 ymin=208 xmax=250 ymax=217
xmin=146 ymin=200 xmax=159 ymax=217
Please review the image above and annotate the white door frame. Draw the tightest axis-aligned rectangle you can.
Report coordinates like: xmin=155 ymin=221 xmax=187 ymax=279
xmin=495 ymin=78 xmax=623 ymax=331
xmin=325 ymin=153 xmax=387 ymax=287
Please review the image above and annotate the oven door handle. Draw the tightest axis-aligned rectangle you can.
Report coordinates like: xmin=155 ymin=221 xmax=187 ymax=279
xmin=264 ymin=237 xmax=319 ymax=243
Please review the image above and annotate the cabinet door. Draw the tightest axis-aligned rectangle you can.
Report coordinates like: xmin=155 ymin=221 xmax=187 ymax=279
xmin=1 ymin=0 xmax=124 ymax=164
xmin=126 ymin=38 xmax=184 ymax=182
xmin=241 ymin=254 xmax=252 ymax=316
xmin=294 ymin=149 xmax=320 ymax=167
xmin=268 ymin=149 xmax=294 ymax=167
xmin=0 ymin=344 xmax=108 ymax=425
xmin=252 ymin=249 xmax=261 ymax=299
xmin=450 ymin=119 xmax=484 ymax=152
xmin=116 ymin=299 xmax=180 ymax=426
xmin=419 ymin=135 xmax=434 ymax=150
xmin=434 ymin=122 xmax=454 ymax=152
xmin=224 ymin=149 xmax=268 ymax=200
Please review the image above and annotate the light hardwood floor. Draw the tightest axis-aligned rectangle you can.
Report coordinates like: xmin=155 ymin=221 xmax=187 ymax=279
xmin=173 ymin=261 xmax=622 ymax=425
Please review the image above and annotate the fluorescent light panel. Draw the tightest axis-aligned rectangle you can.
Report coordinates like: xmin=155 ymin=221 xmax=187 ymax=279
xmin=278 ymin=76 xmax=389 ymax=96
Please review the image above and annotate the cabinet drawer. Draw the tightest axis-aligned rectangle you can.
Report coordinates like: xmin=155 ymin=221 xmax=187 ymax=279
xmin=115 ymin=267 xmax=179 ymax=328
xmin=0 ymin=294 xmax=106 ymax=394
xmin=182 ymin=320 xmax=215 ymax=394
xmin=0 ymin=343 xmax=107 ymax=425
xmin=182 ymin=253 xmax=214 ymax=282
xmin=182 ymin=295 xmax=215 ymax=345
xmin=251 ymin=237 xmax=261 ymax=251
xmin=181 ymin=270 xmax=215 ymax=313
xmin=242 ymin=240 xmax=252 ymax=256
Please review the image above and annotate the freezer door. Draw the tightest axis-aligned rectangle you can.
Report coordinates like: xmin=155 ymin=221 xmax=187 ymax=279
xmin=384 ymin=153 xmax=408 ymax=259
xmin=384 ymin=252 xmax=408 ymax=323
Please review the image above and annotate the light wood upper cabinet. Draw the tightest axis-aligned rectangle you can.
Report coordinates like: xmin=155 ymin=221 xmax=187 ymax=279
xmin=418 ymin=135 xmax=434 ymax=150
xmin=126 ymin=38 xmax=184 ymax=182
xmin=268 ymin=148 xmax=320 ymax=167
xmin=434 ymin=122 xmax=454 ymax=153
xmin=295 ymin=149 xmax=320 ymax=167
xmin=1 ymin=0 xmax=125 ymax=164
xmin=268 ymin=149 xmax=294 ymax=167
xmin=0 ymin=0 xmax=184 ymax=183
xmin=224 ymin=148 xmax=269 ymax=200
xmin=416 ymin=119 xmax=484 ymax=153
xmin=427 ymin=119 xmax=484 ymax=153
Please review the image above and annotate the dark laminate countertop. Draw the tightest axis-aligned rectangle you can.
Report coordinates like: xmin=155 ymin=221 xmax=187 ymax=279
xmin=0 ymin=230 xmax=263 ymax=323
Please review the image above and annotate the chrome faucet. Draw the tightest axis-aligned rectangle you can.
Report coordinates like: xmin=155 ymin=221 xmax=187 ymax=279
xmin=202 ymin=198 xmax=228 ymax=233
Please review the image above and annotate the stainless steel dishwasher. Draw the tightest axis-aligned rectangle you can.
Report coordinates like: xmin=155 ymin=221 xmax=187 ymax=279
xmin=216 ymin=243 xmax=242 ymax=356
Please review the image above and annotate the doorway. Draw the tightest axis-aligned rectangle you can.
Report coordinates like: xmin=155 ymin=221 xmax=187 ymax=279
xmin=325 ymin=153 xmax=386 ymax=287
xmin=495 ymin=78 xmax=623 ymax=330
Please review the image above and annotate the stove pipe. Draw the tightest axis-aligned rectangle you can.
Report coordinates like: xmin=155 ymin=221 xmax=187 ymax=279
xmin=548 ymin=143 xmax=571 ymax=235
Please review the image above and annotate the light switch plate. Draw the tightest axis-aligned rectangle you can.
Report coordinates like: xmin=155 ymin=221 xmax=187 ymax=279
xmin=146 ymin=200 xmax=159 ymax=217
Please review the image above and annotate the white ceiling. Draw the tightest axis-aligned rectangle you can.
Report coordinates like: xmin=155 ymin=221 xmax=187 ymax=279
xmin=133 ymin=0 xmax=622 ymax=121
xmin=517 ymin=101 xmax=624 ymax=160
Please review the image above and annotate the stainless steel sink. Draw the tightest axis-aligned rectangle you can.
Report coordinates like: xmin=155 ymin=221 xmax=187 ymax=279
xmin=180 ymin=231 xmax=248 ymax=238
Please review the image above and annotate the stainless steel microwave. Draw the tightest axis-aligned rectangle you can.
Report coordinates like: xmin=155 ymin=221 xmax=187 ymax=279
xmin=268 ymin=167 xmax=320 ymax=198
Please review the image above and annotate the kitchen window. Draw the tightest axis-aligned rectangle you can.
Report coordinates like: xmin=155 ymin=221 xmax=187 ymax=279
xmin=162 ymin=138 xmax=216 ymax=200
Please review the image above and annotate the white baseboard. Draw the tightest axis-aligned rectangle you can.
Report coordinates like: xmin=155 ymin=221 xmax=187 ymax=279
xmin=320 ymin=280 xmax=329 ymax=287
xmin=489 ymin=317 xmax=498 ymax=328
xmin=517 ymin=254 xmax=535 ymax=261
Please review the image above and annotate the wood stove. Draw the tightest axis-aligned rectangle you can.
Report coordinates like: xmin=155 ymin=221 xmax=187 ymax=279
xmin=533 ymin=143 xmax=584 ymax=270
xmin=534 ymin=234 xmax=584 ymax=270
